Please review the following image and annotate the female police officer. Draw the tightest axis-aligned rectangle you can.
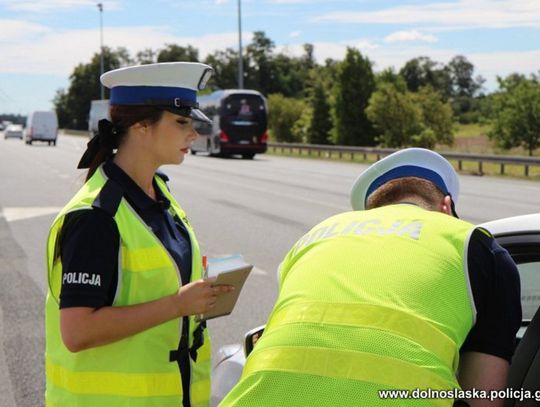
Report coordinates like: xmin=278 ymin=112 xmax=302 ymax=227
xmin=45 ymin=62 xmax=232 ymax=407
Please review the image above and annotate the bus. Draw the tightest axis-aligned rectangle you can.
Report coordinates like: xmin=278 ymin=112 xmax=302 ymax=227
xmin=191 ymin=89 xmax=268 ymax=159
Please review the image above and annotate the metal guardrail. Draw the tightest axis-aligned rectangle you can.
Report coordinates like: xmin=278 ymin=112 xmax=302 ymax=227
xmin=59 ymin=130 xmax=538 ymax=177
xmin=268 ymin=142 xmax=540 ymax=177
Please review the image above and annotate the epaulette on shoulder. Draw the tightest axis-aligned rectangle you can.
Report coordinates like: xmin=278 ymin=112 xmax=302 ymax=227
xmin=155 ymin=169 xmax=169 ymax=183
xmin=92 ymin=179 xmax=124 ymax=217
xmin=475 ymin=226 xmax=493 ymax=239
xmin=155 ymin=169 xmax=171 ymax=191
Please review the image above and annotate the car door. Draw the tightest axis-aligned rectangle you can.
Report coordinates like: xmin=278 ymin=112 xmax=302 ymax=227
xmin=481 ymin=214 xmax=540 ymax=406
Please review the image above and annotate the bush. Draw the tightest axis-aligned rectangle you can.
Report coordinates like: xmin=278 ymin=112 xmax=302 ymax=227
xmin=268 ymin=94 xmax=306 ymax=142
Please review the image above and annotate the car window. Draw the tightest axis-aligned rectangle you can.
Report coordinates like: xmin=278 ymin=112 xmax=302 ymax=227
xmin=518 ymin=262 xmax=540 ymax=320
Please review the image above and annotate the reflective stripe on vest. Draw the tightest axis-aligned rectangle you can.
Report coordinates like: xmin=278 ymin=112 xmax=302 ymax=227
xmin=266 ymin=301 xmax=459 ymax=371
xmin=243 ymin=346 xmax=451 ymax=407
xmin=121 ymin=245 xmax=173 ymax=272
xmin=46 ymin=360 xmax=181 ymax=397
xmin=46 ymin=359 xmax=210 ymax=404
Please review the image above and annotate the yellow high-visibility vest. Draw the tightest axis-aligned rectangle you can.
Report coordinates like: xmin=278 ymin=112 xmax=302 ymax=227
xmin=221 ymin=204 xmax=479 ymax=407
xmin=45 ymin=165 xmax=211 ymax=407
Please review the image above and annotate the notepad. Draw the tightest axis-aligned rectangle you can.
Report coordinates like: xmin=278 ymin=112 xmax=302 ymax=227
xmin=199 ymin=255 xmax=253 ymax=321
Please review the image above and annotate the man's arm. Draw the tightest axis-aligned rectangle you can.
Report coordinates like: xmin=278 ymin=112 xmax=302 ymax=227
xmin=458 ymin=352 xmax=509 ymax=407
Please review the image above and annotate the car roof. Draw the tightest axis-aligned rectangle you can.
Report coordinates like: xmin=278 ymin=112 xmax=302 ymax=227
xmin=479 ymin=214 xmax=540 ymax=237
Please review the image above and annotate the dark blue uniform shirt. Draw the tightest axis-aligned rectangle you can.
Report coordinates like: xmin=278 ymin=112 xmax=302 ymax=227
xmin=59 ymin=160 xmax=193 ymax=308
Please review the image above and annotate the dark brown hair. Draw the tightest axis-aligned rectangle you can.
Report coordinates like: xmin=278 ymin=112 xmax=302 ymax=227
xmin=366 ymin=177 xmax=445 ymax=211
xmin=86 ymin=105 xmax=164 ymax=181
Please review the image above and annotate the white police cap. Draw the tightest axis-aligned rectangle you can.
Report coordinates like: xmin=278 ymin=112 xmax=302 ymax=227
xmin=350 ymin=148 xmax=460 ymax=212
xmin=100 ymin=62 xmax=214 ymax=123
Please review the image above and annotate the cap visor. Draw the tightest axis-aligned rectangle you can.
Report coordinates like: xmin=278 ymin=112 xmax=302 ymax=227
xmin=190 ymin=108 xmax=211 ymax=124
xmin=164 ymin=107 xmax=212 ymax=124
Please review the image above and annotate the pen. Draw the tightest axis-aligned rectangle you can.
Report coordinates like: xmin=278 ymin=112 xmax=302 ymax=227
xmin=202 ymin=255 xmax=208 ymax=278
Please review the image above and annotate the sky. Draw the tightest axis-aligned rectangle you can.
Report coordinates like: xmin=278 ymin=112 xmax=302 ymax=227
xmin=0 ymin=0 xmax=539 ymax=115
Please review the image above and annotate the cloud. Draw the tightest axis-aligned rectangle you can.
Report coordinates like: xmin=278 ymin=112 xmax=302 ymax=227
xmin=384 ymin=30 xmax=437 ymax=43
xmin=289 ymin=31 xmax=301 ymax=38
xmin=0 ymin=0 xmax=120 ymax=12
xmin=0 ymin=19 xmax=51 ymax=40
xmin=467 ymin=49 xmax=540 ymax=88
xmin=314 ymin=0 xmax=540 ymax=30
xmin=0 ymin=20 xmax=244 ymax=75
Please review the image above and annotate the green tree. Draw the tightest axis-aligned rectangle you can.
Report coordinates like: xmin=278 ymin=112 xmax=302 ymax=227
xmin=245 ymin=31 xmax=276 ymax=94
xmin=333 ymin=47 xmax=376 ymax=146
xmin=292 ymin=105 xmax=312 ymax=143
xmin=204 ymin=48 xmax=243 ymax=89
xmin=489 ymin=77 xmax=540 ymax=156
xmin=53 ymin=47 xmax=132 ymax=130
xmin=366 ymin=84 xmax=454 ymax=148
xmin=307 ymin=80 xmax=332 ymax=144
xmin=496 ymin=73 xmax=530 ymax=92
xmin=446 ymin=55 xmax=485 ymax=123
xmin=267 ymin=93 xmax=305 ymax=142
xmin=301 ymin=43 xmax=316 ymax=71
xmin=447 ymin=55 xmax=483 ymax=97
xmin=136 ymin=48 xmax=157 ymax=64
xmin=412 ymin=86 xmax=454 ymax=146
xmin=271 ymin=53 xmax=307 ymax=97
xmin=366 ymin=83 xmax=422 ymax=148
xmin=157 ymin=44 xmax=199 ymax=62
xmin=376 ymin=67 xmax=407 ymax=92
xmin=399 ymin=56 xmax=452 ymax=99
xmin=52 ymin=89 xmax=71 ymax=128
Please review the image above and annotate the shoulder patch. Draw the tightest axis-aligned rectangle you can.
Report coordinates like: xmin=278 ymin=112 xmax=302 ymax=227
xmin=92 ymin=179 xmax=124 ymax=217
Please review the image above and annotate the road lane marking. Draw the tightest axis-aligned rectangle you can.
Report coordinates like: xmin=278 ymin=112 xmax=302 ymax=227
xmin=251 ymin=267 xmax=267 ymax=276
xmin=0 ymin=207 xmax=63 ymax=222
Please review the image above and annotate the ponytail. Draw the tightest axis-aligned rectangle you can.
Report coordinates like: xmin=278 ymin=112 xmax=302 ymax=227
xmin=77 ymin=105 xmax=164 ymax=181
xmin=82 ymin=119 xmax=122 ymax=181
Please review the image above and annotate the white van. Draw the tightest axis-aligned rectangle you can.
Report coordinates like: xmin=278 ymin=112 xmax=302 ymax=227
xmin=88 ymin=100 xmax=110 ymax=137
xmin=25 ymin=111 xmax=58 ymax=146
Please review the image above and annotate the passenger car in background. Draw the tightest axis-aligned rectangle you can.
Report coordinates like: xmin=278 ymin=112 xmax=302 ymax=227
xmin=211 ymin=213 xmax=540 ymax=406
xmin=25 ymin=111 xmax=58 ymax=146
xmin=4 ymin=124 xmax=23 ymax=139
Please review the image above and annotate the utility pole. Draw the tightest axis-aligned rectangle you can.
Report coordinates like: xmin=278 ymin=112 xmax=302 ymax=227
xmin=237 ymin=0 xmax=244 ymax=89
xmin=97 ymin=3 xmax=105 ymax=99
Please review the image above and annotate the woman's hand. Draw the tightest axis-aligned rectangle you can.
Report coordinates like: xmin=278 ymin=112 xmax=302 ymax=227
xmin=176 ymin=278 xmax=234 ymax=316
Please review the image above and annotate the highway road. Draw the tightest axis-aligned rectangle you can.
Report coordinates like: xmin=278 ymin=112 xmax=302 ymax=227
xmin=0 ymin=132 xmax=539 ymax=406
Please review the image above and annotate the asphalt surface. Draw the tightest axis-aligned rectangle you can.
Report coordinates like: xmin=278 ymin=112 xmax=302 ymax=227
xmin=1 ymin=132 xmax=539 ymax=406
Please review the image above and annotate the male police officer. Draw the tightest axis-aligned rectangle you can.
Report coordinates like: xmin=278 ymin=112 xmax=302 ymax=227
xmin=221 ymin=148 xmax=521 ymax=407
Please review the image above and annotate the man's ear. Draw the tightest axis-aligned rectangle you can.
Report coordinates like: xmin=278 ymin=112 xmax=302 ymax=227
xmin=439 ymin=195 xmax=453 ymax=216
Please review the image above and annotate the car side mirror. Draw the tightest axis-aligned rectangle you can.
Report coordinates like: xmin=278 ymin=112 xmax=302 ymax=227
xmin=244 ymin=325 xmax=265 ymax=357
